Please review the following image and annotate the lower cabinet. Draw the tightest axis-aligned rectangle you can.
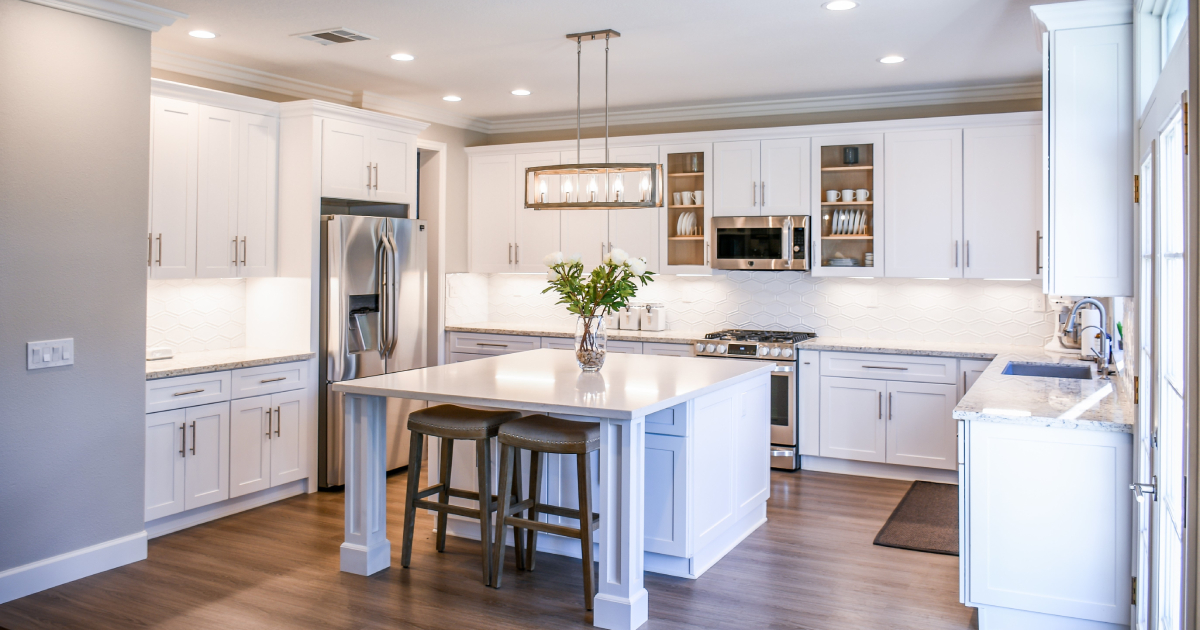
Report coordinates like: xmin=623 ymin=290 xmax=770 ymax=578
xmin=145 ymin=401 xmax=230 ymax=520
xmin=229 ymin=389 xmax=308 ymax=498
xmin=644 ymin=433 xmax=687 ymax=556
xmin=884 ymin=381 xmax=957 ymax=470
xmin=960 ymin=359 xmax=991 ymax=400
xmin=819 ymin=377 xmax=886 ymax=463
xmin=446 ymin=331 xmax=693 ymax=362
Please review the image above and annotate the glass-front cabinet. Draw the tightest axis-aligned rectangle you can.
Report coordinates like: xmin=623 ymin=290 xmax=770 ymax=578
xmin=659 ymin=143 xmax=713 ymax=275
xmin=810 ymin=133 xmax=883 ymax=277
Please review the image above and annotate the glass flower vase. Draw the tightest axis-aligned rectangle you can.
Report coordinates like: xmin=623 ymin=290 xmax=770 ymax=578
xmin=574 ymin=315 xmax=607 ymax=372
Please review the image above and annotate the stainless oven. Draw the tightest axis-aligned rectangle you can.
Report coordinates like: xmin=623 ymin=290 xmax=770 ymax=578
xmin=712 ymin=215 xmax=809 ymax=271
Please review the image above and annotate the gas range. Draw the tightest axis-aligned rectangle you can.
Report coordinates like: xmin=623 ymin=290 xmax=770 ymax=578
xmin=692 ymin=329 xmax=817 ymax=359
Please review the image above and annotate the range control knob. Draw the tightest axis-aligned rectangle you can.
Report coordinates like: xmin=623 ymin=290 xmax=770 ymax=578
xmin=758 ymin=346 xmax=770 ymax=356
xmin=705 ymin=343 xmax=716 ymax=353
xmin=695 ymin=343 xmax=705 ymax=352
xmin=717 ymin=345 xmax=727 ymax=354
xmin=770 ymin=347 xmax=782 ymax=357
xmin=781 ymin=348 xmax=794 ymax=358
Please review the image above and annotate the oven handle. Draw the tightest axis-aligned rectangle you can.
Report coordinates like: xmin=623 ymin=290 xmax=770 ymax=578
xmin=782 ymin=216 xmax=793 ymax=268
xmin=772 ymin=365 xmax=794 ymax=373
xmin=771 ymin=450 xmax=794 ymax=457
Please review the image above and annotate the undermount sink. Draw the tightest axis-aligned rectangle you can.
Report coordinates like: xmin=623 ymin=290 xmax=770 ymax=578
xmin=1001 ymin=362 xmax=1094 ymax=379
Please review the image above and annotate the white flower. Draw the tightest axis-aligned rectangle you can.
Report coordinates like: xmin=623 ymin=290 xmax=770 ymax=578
xmin=628 ymin=257 xmax=647 ymax=276
xmin=608 ymin=248 xmax=629 ymax=265
xmin=543 ymin=251 xmax=564 ymax=267
xmin=547 ymin=269 xmax=559 ymax=282
xmin=567 ymin=253 xmax=582 ymax=264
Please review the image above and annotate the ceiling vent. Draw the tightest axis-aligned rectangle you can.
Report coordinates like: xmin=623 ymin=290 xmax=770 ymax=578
xmin=292 ymin=27 xmax=376 ymax=45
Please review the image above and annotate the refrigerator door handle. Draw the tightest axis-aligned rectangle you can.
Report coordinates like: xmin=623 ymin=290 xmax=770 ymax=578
xmin=376 ymin=229 xmax=389 ymax=358
xmin=384 ymin=228 xmax=400 ymax=359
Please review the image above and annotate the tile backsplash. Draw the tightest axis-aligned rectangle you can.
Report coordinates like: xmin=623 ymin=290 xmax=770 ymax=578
xmin=147 ymin=279 xmax=246 ymax=353
xmin=447 ymin=272 xmax=1056 ymax=347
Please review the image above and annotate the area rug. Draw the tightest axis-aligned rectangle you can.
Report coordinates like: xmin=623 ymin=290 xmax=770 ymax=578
xmin=872 ymin=481 xmax=958 ymax=556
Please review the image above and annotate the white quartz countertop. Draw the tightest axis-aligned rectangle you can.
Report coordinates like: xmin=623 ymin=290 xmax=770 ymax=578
xmin=953 ymin=349 xmax=1134 ymax=433
xmin=146 ymin=348 xmax=315 ymax=380
xmin=445 ymin=322 xmax=707 ymax=345
xmin=332 ymin=348 xmax=772 ymax=420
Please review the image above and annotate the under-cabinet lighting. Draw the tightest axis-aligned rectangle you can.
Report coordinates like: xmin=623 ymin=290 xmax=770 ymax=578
xmin=511 ymin=89 xmax=531 ymax=96
xmin=443 ymin=95 xmax=462 ymax=102
xmin=390 ymin=53 xmax=415 ymax=61
xmin=823 ymin=0 xmax=858 ymax=9
xmin=879 ymin=55 xmax=905 ymax=64
xmin=189 ymin=30 xmax=217 ymax=38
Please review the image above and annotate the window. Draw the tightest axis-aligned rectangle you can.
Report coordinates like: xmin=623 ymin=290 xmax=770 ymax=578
xmin=1162 ymin=0 xmax=1187 ymax=66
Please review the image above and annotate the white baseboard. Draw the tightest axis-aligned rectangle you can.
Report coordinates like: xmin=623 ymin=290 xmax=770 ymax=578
xmin=146 ymin=479 xmax=307 ymax=539
xmin=0 ymin=530 xmax=147 ymax=605
xmin=800 ymin=455 xmax=958 ymax=484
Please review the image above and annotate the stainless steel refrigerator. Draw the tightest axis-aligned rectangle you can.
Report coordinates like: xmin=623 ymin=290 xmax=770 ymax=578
xmin=319 ymin=215 xmax=427 ymax=488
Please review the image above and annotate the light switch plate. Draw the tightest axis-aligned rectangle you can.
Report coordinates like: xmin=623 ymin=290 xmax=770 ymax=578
xmin=28 ymin=338 xmax=74 ymax=370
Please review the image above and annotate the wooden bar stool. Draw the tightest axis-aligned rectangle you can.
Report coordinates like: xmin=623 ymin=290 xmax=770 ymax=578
xmin=401 ymin=404 xmax=525 ymax=586
xmin=491 ymin=414 xmax=600 ymax=610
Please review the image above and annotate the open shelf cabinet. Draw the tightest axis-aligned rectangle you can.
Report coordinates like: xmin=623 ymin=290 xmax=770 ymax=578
xmin=659 ymin=143 xmax=713 ymax=274
xmin=810 ymin=134 xmax=883 ymax=277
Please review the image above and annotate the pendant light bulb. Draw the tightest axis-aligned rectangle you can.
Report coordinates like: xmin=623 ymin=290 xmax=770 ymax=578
xmin=613 ymin=175 xmax=624 ymax=202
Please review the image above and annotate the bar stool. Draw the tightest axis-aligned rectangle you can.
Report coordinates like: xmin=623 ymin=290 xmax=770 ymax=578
xmin=401 ymin=404 xmax=525 ymax=586
xmin=491 ymin=414 xmax=600 ymax=610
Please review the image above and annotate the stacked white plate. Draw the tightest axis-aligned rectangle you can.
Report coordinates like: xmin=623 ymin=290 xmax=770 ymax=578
xmin=675 ymin=211 xmax=698 ymax=236
xmin=829 ymin=258 xmax=860 ymax=266
xmin=829 ymin=209 xmax=868 ymax=235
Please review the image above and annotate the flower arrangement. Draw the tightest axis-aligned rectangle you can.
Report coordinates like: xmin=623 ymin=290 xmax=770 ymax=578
xmin=542 ymin=248 xmax=654 ymax=370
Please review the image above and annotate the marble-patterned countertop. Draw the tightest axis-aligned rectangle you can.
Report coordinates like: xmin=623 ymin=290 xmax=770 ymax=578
xmin=796 ymin=337 xmax=1025 ymax=359
xmin=445 ymin=322 xmax=707 ymax=345
xmin=147 ymin=348 xmax=315 ymax=380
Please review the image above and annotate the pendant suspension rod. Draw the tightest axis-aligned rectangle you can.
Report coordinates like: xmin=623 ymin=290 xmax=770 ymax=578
xmin=605 ymin=32 xmax=610 ymax=164
xmin=576 ymin=37 xmax=581 ymax=163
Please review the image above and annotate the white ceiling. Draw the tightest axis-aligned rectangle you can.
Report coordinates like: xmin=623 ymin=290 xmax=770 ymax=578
xmin=150 ymin=0 xmax=1069 ymax=124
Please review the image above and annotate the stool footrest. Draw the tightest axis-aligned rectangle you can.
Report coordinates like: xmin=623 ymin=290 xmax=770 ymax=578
xmin=415 ymin=484 xmax=500 ymax=505
xmin=414 ymin=499 xmax=484 ymax=520
xmin=505 ymin=516 xmax=588 ymax=540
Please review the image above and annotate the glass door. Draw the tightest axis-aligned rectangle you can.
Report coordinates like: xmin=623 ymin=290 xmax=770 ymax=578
xmin=811 ymin=133 xmax=883 ymax=277
xmin=659 ymin=143 xmax=713 ymax=275
xmin=1133 ymin=145 xmax=1154 ymax=630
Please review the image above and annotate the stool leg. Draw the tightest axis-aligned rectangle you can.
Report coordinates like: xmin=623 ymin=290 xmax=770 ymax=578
xmin=526 ymin=450 xmax=543 ymax=571
xmin=435 ymin=437 xmax=453 ymax=553
xmin=511 ymin=449 xmax=526 ymax=571
xmin=577 ymin=452 xmax=596 ymax=611
xmin=475 ymin=438 xmax=494 ymax=586
xmin=400 ymin=430 xmax=425 ymax=568
xmin=492 ymin=443 xmax=515 ymax=589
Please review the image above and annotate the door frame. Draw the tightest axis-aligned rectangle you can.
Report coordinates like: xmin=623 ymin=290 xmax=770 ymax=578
xmin=416 ymin=139 xmax=447 ymax=367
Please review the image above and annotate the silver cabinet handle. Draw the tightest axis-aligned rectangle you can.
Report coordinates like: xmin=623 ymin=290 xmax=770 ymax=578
xmin=601 ymin=242 xmax=606 ymax=260
xmin=966 ymin=240 xmax=970 ymax=268
xmin=878 ymin=392 xmax=883 ymax=419
xmin=888 ymin=392 xmax=893 ymax=420
xmin=1036 ymin=230 xmax=1043 ymax=274
xmin=367 ymin=164 xmax=372 ymax=189
xmin=704 ymin=239 xmax=709 ymax=265
xmin=955 ymin=240 xmax=959 ymax=267
xmin=148 ymin=233 xmax=153 ymax=267
xmin=274 ymin=407 xmax=281 ymax=436
xmin=373 ymin=163 xmax=379 ymax=190
xmin=862 ymin=365 xmax=908 ymax=370
xmin=241 ymin=237 xmax=247 ymax=265
xmin=265 ymin=408 xmax=272 ymax=439
xmin=477 ymin=342 xmax=509 ymax=348
xmin=752 ymin=181 xmax=757 ymax=205
xmin=232 ymin=237 xmax=239 ymax=265
xmin=260 ymin=376 xmax=286 ymax=383
xmin=173 ymin=388 xmax=205 ymax=396
xmin=180 ymin=423 xmax=186 ymax=457
xmin=508 ymin=243 xmax=513 ymax=264
xmin=762 ymin=181 xmax=766 ymax=207
xmin=156 ymin=234 xmax=162 ymax=266
xmin=190 ymin=421 xmax=196 ymax=455
xmin=516 ymin=243 xmax=520 ymax=264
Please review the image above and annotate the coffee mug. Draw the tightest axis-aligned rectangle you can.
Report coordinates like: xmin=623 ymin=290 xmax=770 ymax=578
xmin=842 ymin=189 xmax=856 ymax=202
xmin=856 ymin=189 xmax=871 ymax=202
xmin=825 ymin=190 xmax=841 ymax=203
xmin=680 ymin=191 xmax=694 ymax=205
xmin=693 ymin=190 xmax=704 ymax=205
xmin=673 ymin=192 xmax=682 ymax=206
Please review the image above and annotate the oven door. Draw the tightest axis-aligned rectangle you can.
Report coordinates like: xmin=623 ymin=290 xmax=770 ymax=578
xmin=712 ymin=216 xmax=808 ymax=270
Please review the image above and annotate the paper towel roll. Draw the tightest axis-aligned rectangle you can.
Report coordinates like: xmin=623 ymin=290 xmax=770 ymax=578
xmin=1078 ymin=308 xmax=1102 ymax=359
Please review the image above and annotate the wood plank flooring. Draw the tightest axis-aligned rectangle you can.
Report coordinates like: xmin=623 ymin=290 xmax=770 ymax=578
xmin=0 ymin=469 xmax=975 ymax=630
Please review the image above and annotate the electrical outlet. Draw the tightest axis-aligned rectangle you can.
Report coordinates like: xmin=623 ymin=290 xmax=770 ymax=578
xmin=27 ymin=338 xmax=73 ymax=370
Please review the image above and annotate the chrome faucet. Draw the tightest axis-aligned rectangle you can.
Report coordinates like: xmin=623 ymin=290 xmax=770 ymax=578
xmin=1064 ymin=297 xmax=1111 ymax=376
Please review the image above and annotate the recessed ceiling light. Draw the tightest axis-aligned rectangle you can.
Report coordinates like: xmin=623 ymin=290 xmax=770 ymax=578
xmin=443 ymin=95 xmax=462 ymax=102
xmin=390 ymin=53 xmax=415 ymax=61
xmin=511 ymin=89 xmax=531 ymax=96
xmin=879 ymin=55 xmax=905 ymax=64
xmin=189 ymin=30 xmax=217 ymax=39
xmin=823 ymin=1 xmax=858 ymax=10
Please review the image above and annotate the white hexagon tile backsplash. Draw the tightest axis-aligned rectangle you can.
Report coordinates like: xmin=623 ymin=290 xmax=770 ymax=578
xmin=147 ymin=279 xmax=247 ymax=353
xmin=449 ymin=271 xmax=1056 ymax=347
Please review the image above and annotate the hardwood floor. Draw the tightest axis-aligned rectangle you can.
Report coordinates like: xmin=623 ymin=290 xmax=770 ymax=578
xmin=0 ymin=469 xmax=974 ymax=630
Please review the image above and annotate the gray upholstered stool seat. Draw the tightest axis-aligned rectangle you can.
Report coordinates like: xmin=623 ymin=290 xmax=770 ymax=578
xmin=492 ymin=414 xmax=600 ymax=610
xmin=401 ymin=404 xmax=525 ymax=586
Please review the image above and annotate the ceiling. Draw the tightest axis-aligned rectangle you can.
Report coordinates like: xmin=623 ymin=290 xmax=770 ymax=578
xmin=150 ymin=0 xmax=1069 ymax=125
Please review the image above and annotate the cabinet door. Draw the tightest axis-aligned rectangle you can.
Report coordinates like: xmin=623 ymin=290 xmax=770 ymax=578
xmin=238 ymin=112 xmax=278 ymax=277
xmin=1048 ymin=25 xmax=1133 ymax=296
xmin=797 ymin=350 xmax=820 ymax=456
xmin=370 ymin=127 xmax=415 ymax=204
xmin=145 ymin=409 xmax=186 ymax=521
xmin=760 ymin=138 xmax=810 ymax=217
xmin=270 ymin=389 xmax=308 ymax=486
xmin=885 ymin=381 xmax=957 ymax=470
xmin=468 ymin=154 xmax=517 ymax=272
xmin=560 ymin=150 xmax=609 ymax=268
xmin=184 ymin=402 xmax=230 ymax=510
xmin=642 ymin=342 xmax=694 ymax=357
xmin=713 ymin=140 xmax=760 ymax=216
xmin=514 ymin=152 xmax=561 ymax=272
xmin=883 ymin=129 xmax=963 ymax=278
xmin=660 ymin=142 xmax=714 ymax=275
xmin=195 ymin=105 xmax=239 ymax=279
xmin=607 ymin=146 xmax=661 ymax=272
xmin=819 ymin=377 xmax=886 ymax=463
xmin=644 ymin=434 xmax=688 ymax=557
xmin=962 ymin=125 xmax=1040 ymax=280
xmin=321 ymin=119 xmax=370 ymax=201
xmin=959 ymin=359 xmax=991 ymax=400
xmin=229 ymin=395 xmax=271 ymax=498
xmin=149 ymin=96 xmax=198 ymax=279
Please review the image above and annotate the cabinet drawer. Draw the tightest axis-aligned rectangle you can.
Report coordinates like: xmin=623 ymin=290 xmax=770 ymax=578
xmin=539 ymin=336 xmax=575 ymax=351
xmin=146 ymin=371 xmax=232 ymax=413
xmin=646 ymin=402 xmax=688 ymax=436
xmin=449 ymin=332 xmax=540 ymax=355
xmin=820 ymin=352 xmax=957 ymax=384
xmin=231 ymin=361 xmax=307 ymax=399
xmin=543 ymin=337 xmax=642 ymax=354
xmin=643 ymin=342 xmax=694 ymax=357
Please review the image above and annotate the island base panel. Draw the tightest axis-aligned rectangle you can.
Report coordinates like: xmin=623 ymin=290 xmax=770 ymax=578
xmin=340 ymin=394 xmax=392 ymax=576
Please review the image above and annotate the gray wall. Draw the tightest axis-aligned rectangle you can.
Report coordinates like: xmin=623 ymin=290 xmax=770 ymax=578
xmin=0 ymin=0 xmax=150 ymax=572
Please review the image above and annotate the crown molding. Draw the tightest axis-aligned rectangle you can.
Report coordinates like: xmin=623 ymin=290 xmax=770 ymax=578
xmin=151 ymin=48 xmax=354 ymax=104
xmin=24 ymin=0 xmax=185 ymax=31
xmin=151 ymin=78 xmax=281 ymax=116
xmin=279 ymin=100 xmax=430 ymax=134
xmin=1031 ymin=0 xmax=1133 ymax=35
xmin=483 ymin=82 xmax=1042 ymax=134
xmin=355 ymin=92 xmax=491 ymax=134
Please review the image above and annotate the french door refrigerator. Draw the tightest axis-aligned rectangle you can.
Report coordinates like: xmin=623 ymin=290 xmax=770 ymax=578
xmin=319 ymin=215 xmax=427 ymax=488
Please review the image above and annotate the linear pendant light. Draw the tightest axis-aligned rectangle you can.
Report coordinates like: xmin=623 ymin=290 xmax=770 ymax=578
xmin=524 ymin=29 xmax=663 ymax=211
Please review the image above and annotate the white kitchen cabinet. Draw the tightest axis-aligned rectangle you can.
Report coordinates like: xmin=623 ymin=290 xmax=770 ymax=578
xmin=963 ymin=126 xmax=1041 ymax=280
xmin=540 ymin=337 xmax=641 ymax=354
xmin=810 ymin=133 xmax=884 ymax=277
xmin=883 ymin=129 xmax=963 ymax=279
xmin=714 ymin=138 xmax=810 ymax=217
xmin=468 ymin=154 xmax=517 ymax=272
xmin=884 ymin=381 xmax=958 ymax=470
xmin=1033 ymin=7 xmax=1134 ymax=296
xmin=819 ymin=376 xmax=886 ymax=463
xmin=237 ymin=111 xmax=278 ymax=277
xmin=149 ymin=96 xmax=198 ymax=279
xmin=321 ymin=119 xmax=416 ymax=205
xmin=269 ymin=388 xmax=307 ymax=486
xmin=797 ymin=350 xmax=820 ymax=457
xmin=369 ymin=126 xmax=416 ymax=204
xmin=960 ymin=359 xmax=991 ymax=400
xmin=642 ymin=342 xmax=694 ymax=357
xmin=513 ymin=152 xmax=561 ymax=272
xmin=145 ymin=408 xmax=187 ymax=521
xmin=229 ymin=395 xmax=271 ymax=498
xmin=183 ymin=401 xmax=230 ymax=511
xmin=644 ymin=433 xmax=688 ymax=557
xmin=660 ymin=142 xmax=714 ymax=275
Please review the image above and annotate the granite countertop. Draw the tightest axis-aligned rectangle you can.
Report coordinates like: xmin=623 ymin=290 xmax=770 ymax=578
xmin=952 ymin=349 xmax=1133 ymax=433
xmin=445 ymin=322 xmax=707 ymax=345
xmin=796 ymin=337 xmax=1024 ymax=359
xmin=147 ymin=348 xmax=316 ymax=380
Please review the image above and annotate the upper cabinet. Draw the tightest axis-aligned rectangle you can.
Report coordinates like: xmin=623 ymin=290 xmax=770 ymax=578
xmin=467 ymin=154 xmax=517 ymax=273
xmin=1033 ymin=2 xmax=1134 ymax=296
xmin=321 ymin=119 xmax=416 ymax=205
xmin=713 ymin=138 xmax=810 ymax=217
xmin=963 ymin=125 xmax=1042 ymax=280
xmin=811 ymin=133 xmax=883 ymax=277
xmin=149 ymin=97 xmax=198 ymax=279
xmin=661 ymin=143 xmax=712 ymax=275
xmin=884 ymin=129 xmax=963 ymax=279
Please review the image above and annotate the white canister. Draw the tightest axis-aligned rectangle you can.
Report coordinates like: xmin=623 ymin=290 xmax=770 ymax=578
xmin=640 ymin=303 xmax=667 ymax=331
xmin=1078 ymin=308 xmax=1103 ymax=359
xmin=618 ymin=307 xmax=639 ymax=330
xmin=603 ymin=310 xmax=618 ymax=330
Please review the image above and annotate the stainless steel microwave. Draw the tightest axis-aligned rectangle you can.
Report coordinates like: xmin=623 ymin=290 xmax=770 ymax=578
xmin=711 ymin=216 xmax=808 ymax=270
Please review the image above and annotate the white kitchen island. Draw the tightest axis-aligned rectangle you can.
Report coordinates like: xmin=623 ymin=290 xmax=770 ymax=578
xmin=332 ymin=349 xmax=772 ymax=630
